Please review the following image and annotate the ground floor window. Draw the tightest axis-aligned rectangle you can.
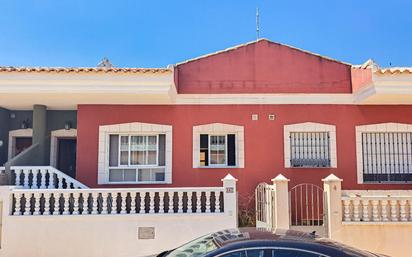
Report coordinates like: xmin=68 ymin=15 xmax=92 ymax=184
xmin=108 ymin=134 xmax=166 ymax=183
xmin=199 ymin=134 xmax=236 ymax=167
xmin=361 ymin=132 xmax=412 ymax=183
xmin=289 ymin=132 xmax=331 ymax=168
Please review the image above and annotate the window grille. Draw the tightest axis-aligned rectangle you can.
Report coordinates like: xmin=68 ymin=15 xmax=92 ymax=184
xmin=362 ymin=132 xmax=412 ymax=183
xmin=290 ymin=132 xmax=331 ymax=167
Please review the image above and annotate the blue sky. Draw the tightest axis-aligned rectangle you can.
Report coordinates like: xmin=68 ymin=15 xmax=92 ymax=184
xmin=0 ymin=0 xmax=411 ymax=68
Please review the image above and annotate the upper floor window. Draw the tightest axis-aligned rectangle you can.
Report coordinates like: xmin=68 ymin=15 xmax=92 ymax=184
xmin=284 ymin=122 xmax=337 ymax=168
xmin=356 ymin=123 xmax=412 ymax=184
xmin=98 ymin=122 xmax=172 ymax=184
xmin=193 ymin=123 xmax=244 ymax=168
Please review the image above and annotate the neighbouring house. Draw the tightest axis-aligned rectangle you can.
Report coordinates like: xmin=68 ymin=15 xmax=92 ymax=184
xmin=1 ymin=38 xmax=412 ymax=207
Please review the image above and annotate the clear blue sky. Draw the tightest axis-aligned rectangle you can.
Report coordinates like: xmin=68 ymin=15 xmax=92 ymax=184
xmin=1 ymin=0 xmax=411 ymax=68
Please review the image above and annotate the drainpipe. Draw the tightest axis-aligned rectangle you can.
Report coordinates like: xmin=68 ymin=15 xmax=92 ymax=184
xmin=32 ymin=105 xmax=47 ymax=165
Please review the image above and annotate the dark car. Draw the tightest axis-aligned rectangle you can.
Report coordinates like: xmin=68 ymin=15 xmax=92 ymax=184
xmin=153 ymin=228 xmax=387 ymax=257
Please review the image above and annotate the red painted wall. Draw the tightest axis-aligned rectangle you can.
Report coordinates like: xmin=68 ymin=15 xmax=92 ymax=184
xmin=175 ymin=40 xmax=352 ymax=94
xmin=77 ymin=105 xmax=412 ymax=201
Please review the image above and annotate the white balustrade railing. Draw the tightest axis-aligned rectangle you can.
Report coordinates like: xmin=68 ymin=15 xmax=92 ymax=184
xmin=1 ymin=166 xmax=88 ymax=189
xmin=342 ymin=190 xmax=412 ymax=222
xmin=10 ymin=187 xmax=225 ymax=216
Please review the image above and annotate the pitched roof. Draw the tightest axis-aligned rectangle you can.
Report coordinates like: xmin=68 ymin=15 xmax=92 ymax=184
xmin=176 ymin=38 xmax=352 ymax=66
xmin=375 ymin=67 xmax=412 ymax=75
xmin=0 ymin=66 xmax=171 ymax=74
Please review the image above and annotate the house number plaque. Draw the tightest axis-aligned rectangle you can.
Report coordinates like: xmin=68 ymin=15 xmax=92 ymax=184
xmin=226 ymin=187 xmax=234 ymax=193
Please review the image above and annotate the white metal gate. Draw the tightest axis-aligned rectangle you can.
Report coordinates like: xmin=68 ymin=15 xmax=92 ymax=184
xmin=255 ymin=183 xmax=275 ymax=229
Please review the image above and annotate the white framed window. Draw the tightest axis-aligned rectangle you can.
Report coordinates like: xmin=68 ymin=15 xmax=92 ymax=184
xmin=284 ymin=122 xmax=337 ymax=168
xmin=98 ymin=122 xmax=172 ymax=184
xmin=356 ymin=123 xmax=412 ymax=184
xmin=193 ymin=123 xmax=244 ymax=168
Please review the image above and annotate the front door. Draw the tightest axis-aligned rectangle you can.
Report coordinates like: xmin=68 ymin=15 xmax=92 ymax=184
xmin=14 ymin=137 xmax=32 ymax=157
xmin=57 ymin=138 xmax=77 ymax=178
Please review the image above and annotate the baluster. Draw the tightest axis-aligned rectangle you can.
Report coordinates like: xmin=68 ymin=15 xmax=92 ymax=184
xmin=15 ymin=169 xmax=22 ymax=187
xmin=23 ymin=169 xmax=30 ymax=189
xmin=353 ymin=199 xmax=360 ymax=221
xmin=215 ymin=191 xmax=221 ymax=213
xmin=381 ymin=200 xmax=389 ymax=222
xmin=91 ymin=192 xmax=99 ymax=214
xmin=43 ymin=192 xmax=51 ymax=215
xmin=205 ymin=191 xmax=211 ymax=213
xmin=57 ymin=175 xmax=63 ymax=189
xmin=120 ymin=192 xmax=127 ymax=214
xmin=31 ymin=169 xmax=39 ymax=189
xmin=112 ymin=192 xmax=118 ymax=215
xmin=168 ymin=192 xmax=174 ymax=213
xmin=82 ymin=192 xmax=89 ymax=215
xmin=409 ymin=200 xmax=412 ymax=221
xmin=361 ymin=199 xmax=370 ymax=222
xmin=62 ymin=192 xmax=70 ymax=215
xmin=101 ymin=192 xmax=108 ymax=214
xmin=48 ymin=172 xmax=55 ymax=189
xmin=129 ymin=192 xmax=137 ymax=214
xmin=33 ymin=192 xmax=41 ymax=215
xmin=139 ymin=192 xmax=146 ymax=214
xmin=371 ymin=200 xmax=380 ymax=221
xmin=177 ymin=192 xmax=183 ymax=213
xmin=13 ymin=193 xmax=22 ymax=216
xmin=187 ymin=192 xmax=193 ymax=213
xmin=400 ymin=200 xmax=407 ymax=221
xmin=343 ymin=199 xmax=351 ymax=221
xmin=390 ymin=200 xmax=398 ymax=221
xmin=52 ymin=193 xmax=60 ymax=215
xmin=148 ymin=192 xmax=155 ymax=214
xmin=158 ymin=192 xmax=165 ymax=214
xmin=39 ymin=169 xmax=47 ymax=189
xmin=23 ymin=193 xmax=32 ymax=215
xmin=72 ymin=192 xmax=80 ymax=215
xmin=196 ymin=191 xmax=202 ymax=213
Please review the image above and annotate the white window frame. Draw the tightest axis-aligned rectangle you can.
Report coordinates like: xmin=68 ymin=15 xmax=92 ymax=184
xmin=284 ymin=122 xmax=337 ymax=168
xmin=208 ymin=134 xmax=228 ymax=167
xmin=98 ymin=122 xmax=172 ymax=184
xmin=356 ymin=122 xmax=412 ymax=184
xmin=115 ymin=134 xmax=159 ymax=167
xmin=193 ymin=123 xmax=244 ymax=168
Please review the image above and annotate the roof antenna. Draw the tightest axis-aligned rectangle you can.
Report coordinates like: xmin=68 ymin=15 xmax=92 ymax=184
xmin=256 ymin=7 xmax=260 ymax=40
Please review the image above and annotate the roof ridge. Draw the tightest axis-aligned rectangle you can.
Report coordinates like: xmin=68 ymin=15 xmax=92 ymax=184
xmin=176 ymin=38 xmax=352 ymax=66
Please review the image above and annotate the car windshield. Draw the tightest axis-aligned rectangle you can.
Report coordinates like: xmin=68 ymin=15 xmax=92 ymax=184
xmin=166 ymin=233 xmax=218 ymax=257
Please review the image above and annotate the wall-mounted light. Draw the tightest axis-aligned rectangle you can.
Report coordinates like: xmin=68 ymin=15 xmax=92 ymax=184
xmin=0 ymin=140 xmax=3 ymax=147
xmin=64 ymin=121 xmax=72 ymax=130
xmin=10 ymin=113 xmax=16 ymax=119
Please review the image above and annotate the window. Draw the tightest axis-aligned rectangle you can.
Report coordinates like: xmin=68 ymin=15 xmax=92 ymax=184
xmin=273 ymin=249 xmax=324 ymax=257
xmin=361 ymin=132 xmax=412 ymax=183
xmin=284 ymin=122 xmax=337 ymax=168
xmin=290 ymin=132 xmax=331 ymax=168
xmin=199 ymin=134 xmax=236 ymax=167
xmin=108 ymin=134 xmax=166 ymax=183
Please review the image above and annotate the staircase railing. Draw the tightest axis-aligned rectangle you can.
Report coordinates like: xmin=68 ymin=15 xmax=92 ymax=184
xmin=1 ymin=166 xmax=88 ymax=189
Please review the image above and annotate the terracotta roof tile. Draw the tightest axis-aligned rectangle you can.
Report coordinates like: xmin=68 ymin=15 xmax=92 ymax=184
xmin=375 ymin=67 xmax=412 ymax=75
xmin=0 ymin=66 xmax=172 ymax=74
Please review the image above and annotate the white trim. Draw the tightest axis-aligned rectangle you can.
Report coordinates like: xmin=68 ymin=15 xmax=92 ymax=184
xmin=193 ymin=123 xmax=244 ymax=168
xmin=283 ymin=122 xmax=337 ymax=168
xmin=355 ymin=122 xmax=412 ymax=184
xmin=50 ymin=129 xmax=77 ymax=167
xmin=98 ymin=122 xmax=172 ymax=184
xmin=8 ymin=129 xmax=33 ymax=160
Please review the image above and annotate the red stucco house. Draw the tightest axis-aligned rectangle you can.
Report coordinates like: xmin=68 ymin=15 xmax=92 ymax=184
xmin=1 ymin=39 xmax=412 ymax=204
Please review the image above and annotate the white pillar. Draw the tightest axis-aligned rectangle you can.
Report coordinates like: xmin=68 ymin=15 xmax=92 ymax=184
xmin=222 ymin=174 xmax=238 ymax=228
xmin=272 ymin=174 xmax=290 ymax=230
xmin=322 ymin=174 xmax=343 ymax=239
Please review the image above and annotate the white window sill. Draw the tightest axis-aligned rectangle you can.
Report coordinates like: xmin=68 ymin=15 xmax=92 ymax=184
xmin=102 ymin=181 xmax=171 ymax=185
xmin=196 ymin=166 xmax=241 ymax=169
xmin=286 ymin=166 xmax=335 ymax=169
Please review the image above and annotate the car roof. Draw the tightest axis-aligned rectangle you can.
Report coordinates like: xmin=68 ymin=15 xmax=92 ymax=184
xmin=204 ymin=228 xmax=378 ymax=257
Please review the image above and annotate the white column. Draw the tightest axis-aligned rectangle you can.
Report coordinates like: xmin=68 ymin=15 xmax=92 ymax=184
xmin=13 ymin=193 xmax=22 ymax=216
xmin=371 ymin=200 xmax=380 ymax=222
xmin=120 ymin=192 xmax=127 ymax=214
xmin=272 ymin=174 xmax=290 ymax=230
xmin=39 ymin=169 xmax=47 ymax=189
xmin=361 ymin=199 xmax=370 ymax=222
xmin=148 ymin=192 xmax=155 ymax=214
xmin=222 ymin=174 xmax=238 ymax=228
xmin=101 ymin=192 xmax=108 ymax=214
xmin=381 ymin=199 xmax=389 ymax=222
xmin=72 ymin=192 xmax=80 ymax=215
xmin=322 ymin=174 xmax=343 ymax=239
xmin=215 ymin=191 xmax=221 ymax=213
xmin=343 ymin=199 xmax=351 ymax=222
xmin=139 ymin=192 xmax=145 ymax=214
xmin=400 ymin=200 xmax=407 ymax=222
xmin=43 ymin=192 xmax=51 ymax=215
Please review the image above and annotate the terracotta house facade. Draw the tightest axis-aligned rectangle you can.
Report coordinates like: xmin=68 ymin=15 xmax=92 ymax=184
xmin=1 ymin=39 xmax=412 ymax=201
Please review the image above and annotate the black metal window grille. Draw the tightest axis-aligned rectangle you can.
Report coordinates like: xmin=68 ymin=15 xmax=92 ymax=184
xmin=290 ymin=132 xmax=331 ymax=168
xmin=362 ymin=132 xmax=412 ymax=183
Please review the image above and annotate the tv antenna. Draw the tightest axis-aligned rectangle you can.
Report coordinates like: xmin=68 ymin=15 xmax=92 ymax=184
xmin=256 ymin=7 xmax=260 ymax=40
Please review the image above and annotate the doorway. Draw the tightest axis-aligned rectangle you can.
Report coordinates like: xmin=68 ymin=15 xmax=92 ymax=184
xmin=57 ymin=138 xmax=77 ymax=178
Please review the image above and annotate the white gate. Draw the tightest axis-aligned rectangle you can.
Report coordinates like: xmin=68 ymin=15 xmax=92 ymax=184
xmin=255 ymin=183 xmax=275 ymax=229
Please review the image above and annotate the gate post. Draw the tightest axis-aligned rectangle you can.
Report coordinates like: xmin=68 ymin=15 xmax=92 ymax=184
xmin=272 ymin=174 xmax=290 ymax=230
xmin=222 ymin=174 xmax=238 ymax=227
xmin=322 ymin=174 xmax=342 ymax=239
